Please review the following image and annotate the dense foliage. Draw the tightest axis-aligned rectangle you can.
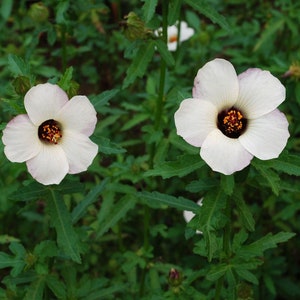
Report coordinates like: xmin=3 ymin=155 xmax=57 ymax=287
xmin=1 ymin=0 xmax=300 ymax=299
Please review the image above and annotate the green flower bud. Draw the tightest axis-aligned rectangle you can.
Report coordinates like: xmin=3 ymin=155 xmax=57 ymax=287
xmin=12 ymin=76 xmax=31 ymax=95
xmin=122 ymin=12 xmax=152 ymax=41
xmin=28 ymin=2 xmax=49 ymax=23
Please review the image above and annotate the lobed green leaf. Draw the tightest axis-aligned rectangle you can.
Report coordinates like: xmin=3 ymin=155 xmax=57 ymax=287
xmin=184 ymin=0 xmax=231 ymax=31
xmin=72 ymin=179 xmax=108 ymax=224
xmin=47 ymin=190 xmax=82 ymax=263
xmin=139 ymin=191 xmax=200 ymax=212
xmin=123 ymin=41 xmax=155 ymax=88
xmin=142 ymin=0 xmax=158 ymax=23
xmin=145 ymin=154 xmax=205 ymax=179
xmin=96 ymin=194 xmax=137 ymax=238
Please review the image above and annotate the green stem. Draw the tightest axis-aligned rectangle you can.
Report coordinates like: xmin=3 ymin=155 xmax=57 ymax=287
xmin=149 ymin=0 xmax=168 ymax=167
xmin=154 ymin=1 xmax=168 ymax=131
xmin=215 ymin=195 xmax=232 ymax=300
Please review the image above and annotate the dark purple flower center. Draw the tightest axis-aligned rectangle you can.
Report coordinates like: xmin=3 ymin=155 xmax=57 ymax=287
xmin=38 ymin=119 xmax=62 ymax=144
xmin=218 ymin=107 xmax=247 ymax=138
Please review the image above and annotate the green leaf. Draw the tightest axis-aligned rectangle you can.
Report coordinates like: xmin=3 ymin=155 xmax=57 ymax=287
xmin=154 ymin=39 xmax=175 ymax=67
xmin=93 ymin=136 xmax=126 ymax=154
xmin=254 ymin=18 xmax=284 ymax=51
xmin=270 ymin=153 xmax=300 ymax=176
xmin=91 ymin=88 xmax=120 ymax=111
xmin=72 ymin=179 xmax=108 ymax=224
xmin=197 ymin=189 xmax=227 ymax=261
xmin=145 ymin=154 xmax=205 ymax=179
xmin=206 ymin=263 xmax=229 ymax=281
xmin=234 ymin=191 xmax=255 ymax=232
xmin=186 ymin=178 xmax=218 ymax=193
xmin=24 ymin=276 xmax=45 ymax=300
xmin=34 ymin=240 xmax=58 ymax=260
xmin=235 ymin=268 xmax=258 ymax=285
xmin=252 ymin=160 xmax=280 ymax=195
xmin=47 ymin=190 xmax=81 ymax=263
xmin=184 ymin=0 xmax=231 ymax=31
xmin=10 ymin=182 xmax=49 ymax=202
xmin=237 ymin=232 xmax=296 ymax=258
xmin=123 ymin=41 xmax=155 ymax=88
xmin=0 ymin=242 xmax=26 ymax=277
xmin=1 ymin=0 xmax=13 ymax=20
xmin=96 ymin=194 xmax=136 ymax=238
xmin=139 ymin=191 xmax=200 ymax=212
xmin=142 ymin=0 xmax=158 ymax=23
xmin=46 ymin=275 xmax=67 ymax=299
xmin=221 ymin=174 xmax=235 ymax=196
xmin=8 ymin=54 xmax=31 ymax=77
xmin=168 ymin=0 xmax=182 ymax=25
xmin=57 ymin=66 xmax=73 ymax=91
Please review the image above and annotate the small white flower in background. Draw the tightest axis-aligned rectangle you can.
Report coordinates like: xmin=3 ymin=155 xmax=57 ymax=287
xmin=174 ymin=58 xmax=289 ymax=175
xmin=156 ymin=21 xmax=194 ymax=52
xmin=183 ymin=199 xmax=203 ymax=235
xmin=2 ymin=83 xmax=98 ymax=185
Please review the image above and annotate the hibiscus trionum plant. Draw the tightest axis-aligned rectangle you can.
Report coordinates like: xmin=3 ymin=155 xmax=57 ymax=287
xmin=2 ymin=83 xmax=98 ymax=185
xmin=175 ymin=58 xmax=290 ymax=174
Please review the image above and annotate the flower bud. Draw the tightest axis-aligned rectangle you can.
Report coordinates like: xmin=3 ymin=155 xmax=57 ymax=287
xmin=122 ymin=12 xmax=151 ymax=41
xmin=283 ymin=61 xmax=300 ymax=80
xmin=168 ymin=268 xmax=182 ymax=287
xmin=28 ymin=2 xmax=49 ymax=23
xmin=12 ymin=76 xmax=31 ymax=95
xmin=237 ymin=282 xmax=253 ymax=300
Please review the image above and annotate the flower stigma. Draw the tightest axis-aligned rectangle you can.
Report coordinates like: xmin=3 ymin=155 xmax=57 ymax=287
xmin=38 ymin=119 xmax=62 ymax=144
xmin=218 ymin=108 xmax=247 ymax=138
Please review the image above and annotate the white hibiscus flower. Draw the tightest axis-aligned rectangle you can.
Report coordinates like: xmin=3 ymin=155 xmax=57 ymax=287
xmin=174 ymin=58 xmax=289 ymax=175
xmin=2 ymin=83 xmax=98 ymax=185
xmin=156 ymin=21 xmax=194 ymax=51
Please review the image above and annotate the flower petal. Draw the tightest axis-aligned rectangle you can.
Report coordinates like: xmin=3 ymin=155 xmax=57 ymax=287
xmin=200 ymin=129 xmax=253 ymax=175
xmin=60 ymin=130 xmax=98 ymax=174
xmin=25 ymin=83 xmax=69 ymax=126
xmin=179 ymin=21 xmax=194 ymax=42
xmin=174 ymin=98 xmax=217 ymax=147
xmin=57 ymin=96 xmax=97 ymax=136
xmin=193 ymin=58 xmax=239 ymax=110
xmin=2 ymin=114 xmax=41 ymax=162
xmin=26 ymin=145 xmax=69 ymax=185
xmin=239 ymin=109 xmax=289 ymax=160
xmin=236 ymin=68 xmax=286 ymax=118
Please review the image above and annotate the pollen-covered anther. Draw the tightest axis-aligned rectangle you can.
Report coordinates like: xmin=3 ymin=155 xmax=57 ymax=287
xmin=218 ymin=108 xmax=247 ymax=138
xmin=38 ymin=119 xmax=62 ymax=144
xmin=223 ymin=109 xmax=244 ymax=133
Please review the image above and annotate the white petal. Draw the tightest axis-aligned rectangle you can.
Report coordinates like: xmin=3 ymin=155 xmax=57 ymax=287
xmin=183 ymin=199 xmax=203 ymax=235
xmin=25 ymin=83 xmax=69 ymax=126
xmin=239 ymin=109 xmax=289 ymax=160
xmin=183 ymin=198 xmax=203 ymax=223
xmin=168 ymin=41 xmax=178 ymax=51
xmin=193 ymin=58 xmax=239 ymax=110
xmin=200 ymin=129 xmax=253 ymax=175
xmin=57 ymin=96 xmax=97 ymax=136
xmin=236 ymin=68 xmax=286 ymax=119
xmin=26 ymin=145 xmax=69 ymax=185
xmin=60 ymin=130 xmax=98 ymax=174
xmin=2 ymin=114 xmax=41 ymax=162
xmin=174 ymin=98 xmax=218 ymax=147
xmin=179 ymin=21 xmax=194 ymax=42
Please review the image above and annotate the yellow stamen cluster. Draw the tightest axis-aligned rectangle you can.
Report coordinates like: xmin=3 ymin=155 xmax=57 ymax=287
xmin=38 ymin=119 xmax=62 ymax=144
xmin=223 ymin=109 xmax=244 ymax=135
